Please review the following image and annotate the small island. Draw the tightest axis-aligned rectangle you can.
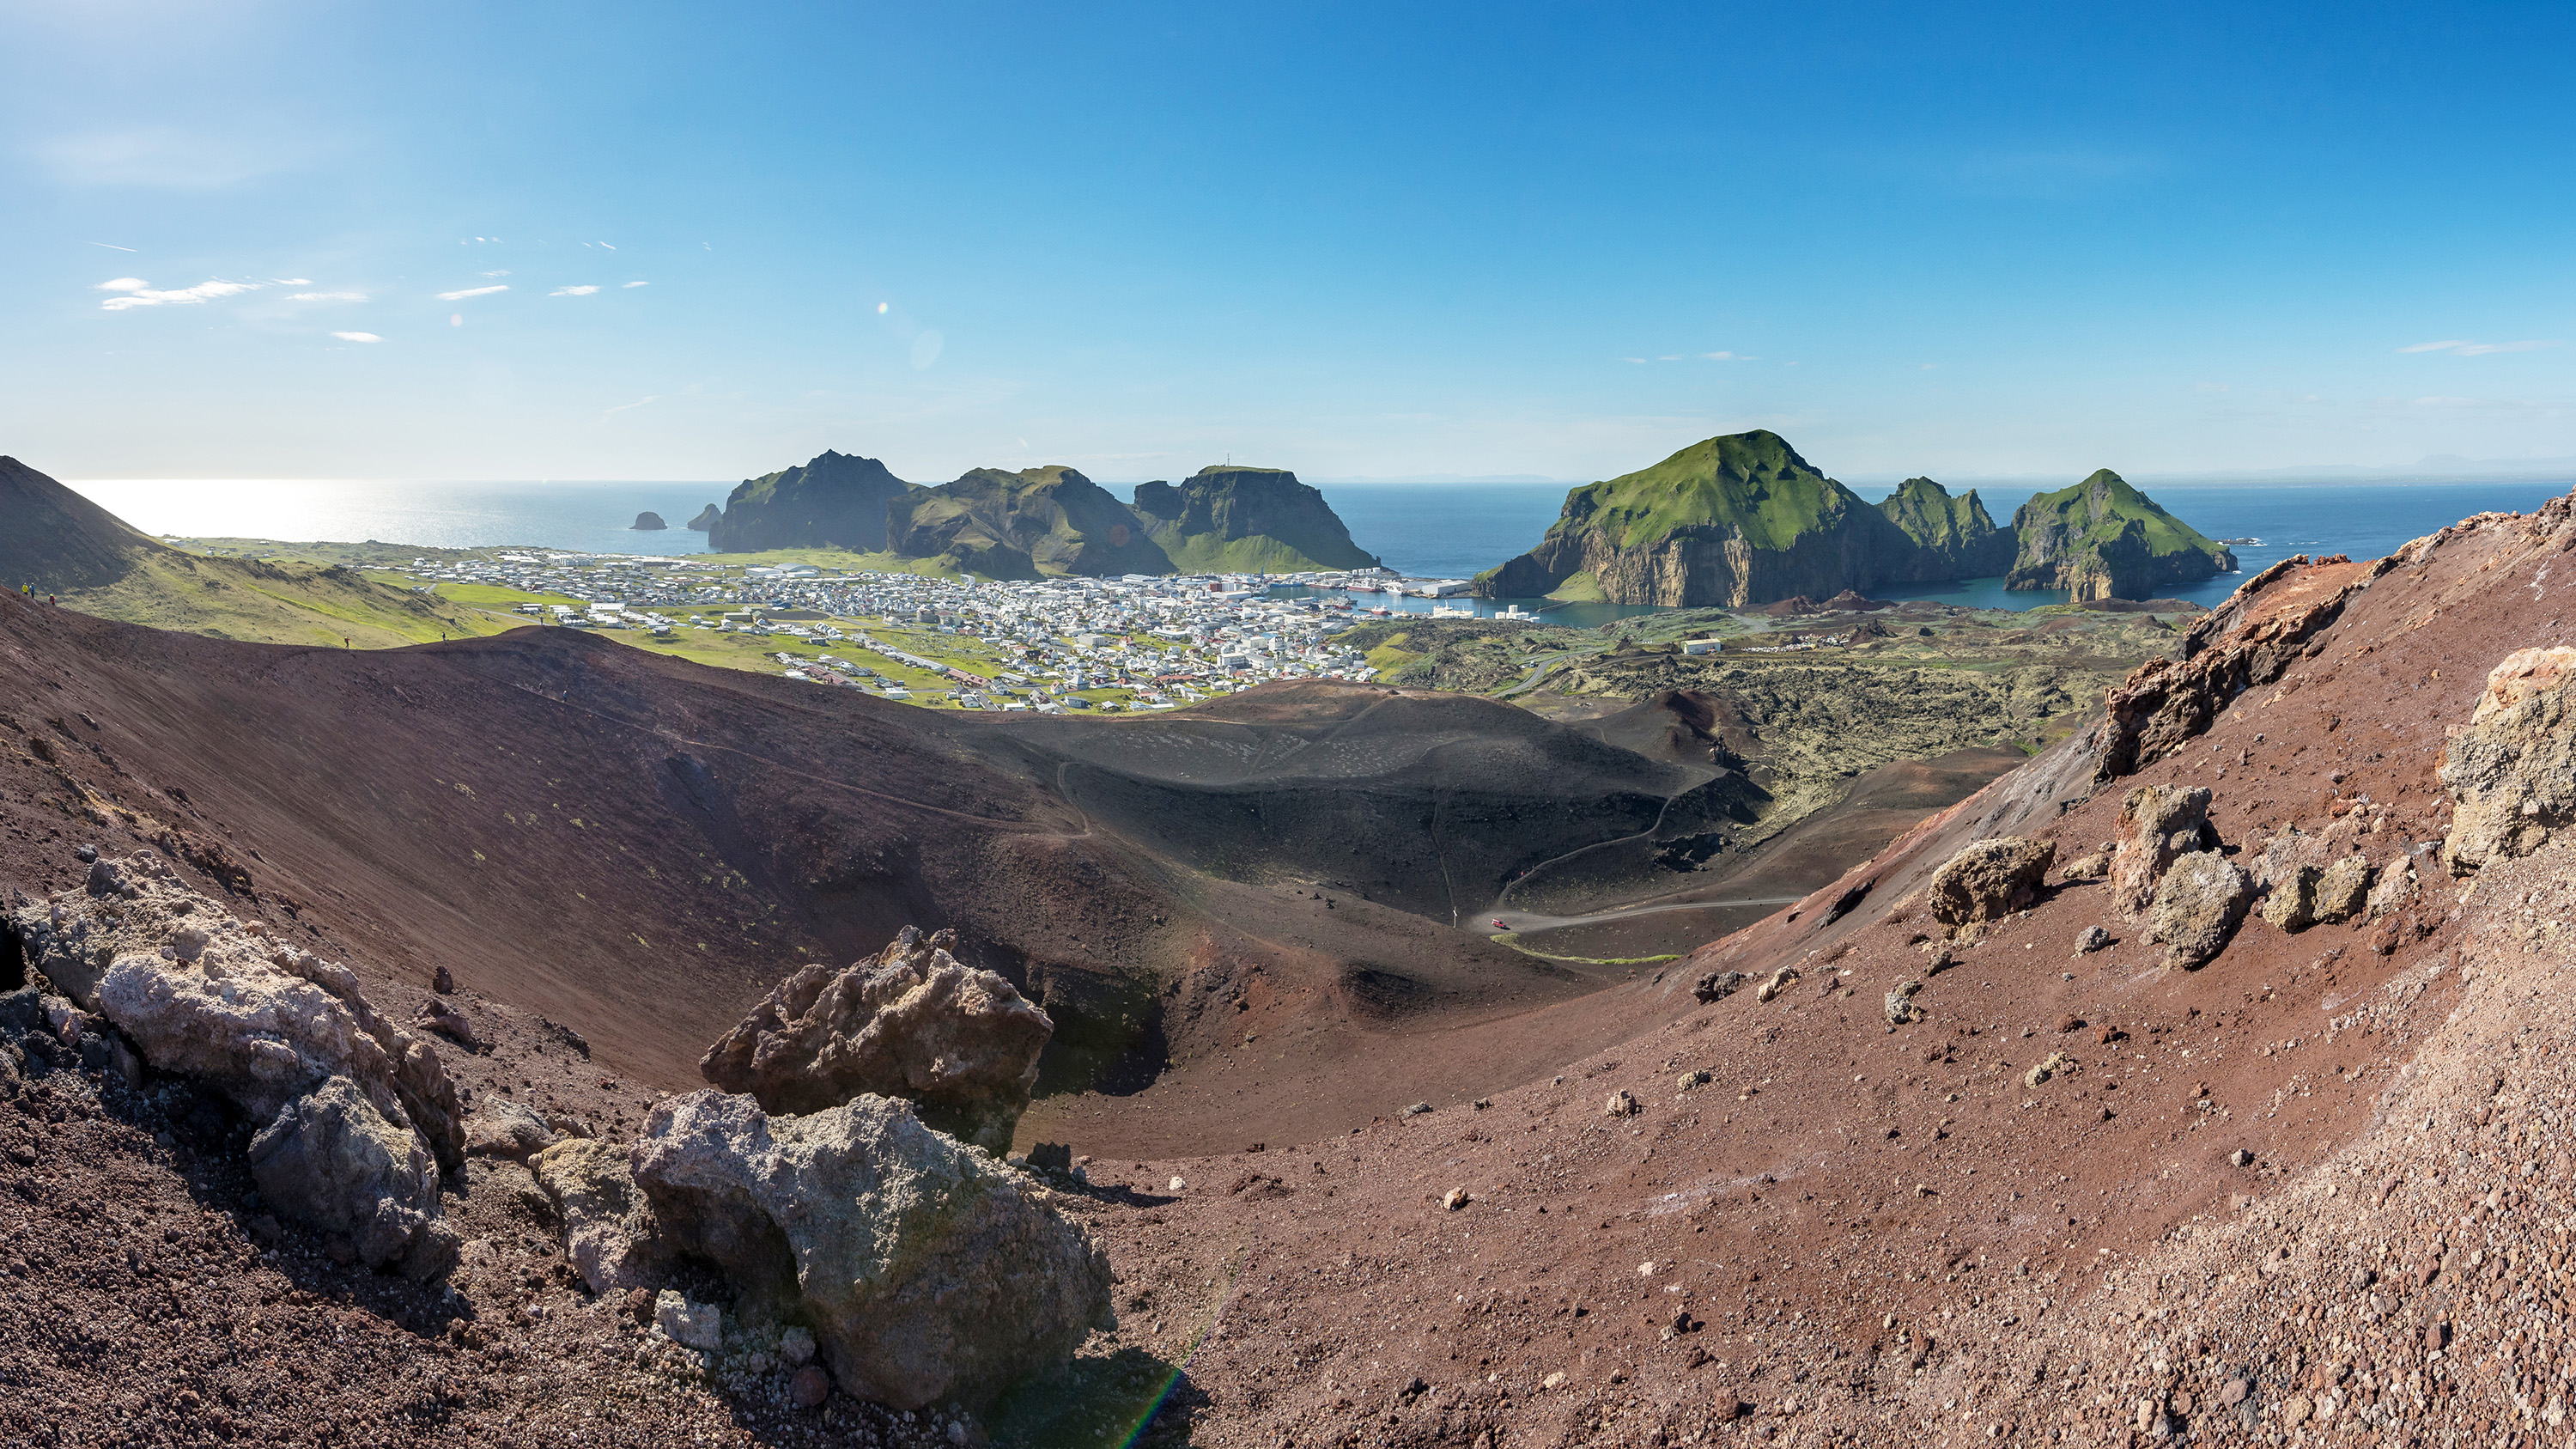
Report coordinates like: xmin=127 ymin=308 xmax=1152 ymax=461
xmin=685 ymin=503 xmax=722 ymax=531
xmin=631 ymin=511 xmax=669 ymax=531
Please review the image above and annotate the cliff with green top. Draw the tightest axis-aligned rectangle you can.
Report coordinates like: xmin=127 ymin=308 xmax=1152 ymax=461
xmin=1473 ymin=431 xmax=1922 ymax=606
xmin=886 ymin=466 xmax=1178 ymax=580
xmin=2003 ymin=470 xmax=2236 ymax=601
xmin=707 ymin=450 xmax=917 ymax=552
xmin=1874 ymin=476 xmax=2015 ymax=581
xmin=1130 ymin=466 xmax=1381 ymax=574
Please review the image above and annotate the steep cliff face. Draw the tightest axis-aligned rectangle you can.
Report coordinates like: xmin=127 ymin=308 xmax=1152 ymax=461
xmin=706 ymin=451 xmax=915 ymax=552
xmin=1874 ymin=477 xmax=2014 ymax=581
xmin=887 ymin=466 xmax=1175 ymax=580
xmin=1131 ymin=466 xmax=1381 ymax=574
xmin=1472 ymin=432 xmax=1920 ymax=606
xmin=2003 ymin=470 xmax=2237 ymax=601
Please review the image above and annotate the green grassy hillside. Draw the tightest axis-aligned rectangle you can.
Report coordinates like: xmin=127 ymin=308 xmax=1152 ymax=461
xmin=1551 ymin=431 xmax=1872 ymax=552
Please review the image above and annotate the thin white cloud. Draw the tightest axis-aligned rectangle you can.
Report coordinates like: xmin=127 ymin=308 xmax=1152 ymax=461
xmin=623 ymin=281 xmax=648 ymax=288
xmin=598 ymin=241 xmax=616 ymax=250
xmin=1699 ymin=350 xmax=1755 ymax=361
xmin=289 ymin=291 xmax=367 ymax=302
xmin=274 ymin=278 xmax=313 ymax=285
xmin=604 ymin=395 xmax=659 ymax=416
xmin=1656 ymin=354 xmax=1684 ymax=362
xmin=86 ymin=240 xmax=137 ymax=252
xmin=437 ymin=284 xmax=509 ymax=301
xmin=550 ymin=284 xmax=600 ymax=296
xmin=35 ymin=127 xmax=313 ymax=190
xmin=95 ymin=277 xmax=262 ymax=311
xmin=1620 ymin=356 xmax=1648 ymax=364
xmin=2401 ymin=339 xmax=2558 ymax=356
xmin=331 ymin=332 xmax=382 ymax=343
xmin=482 ymin=270 xmax=510 ymax=278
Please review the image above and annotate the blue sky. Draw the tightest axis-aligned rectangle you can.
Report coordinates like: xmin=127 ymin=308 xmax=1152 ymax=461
xmin=3 ymin=1 xmax=2571 ymax=484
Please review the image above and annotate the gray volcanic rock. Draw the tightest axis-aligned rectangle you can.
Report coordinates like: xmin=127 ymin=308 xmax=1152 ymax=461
xmin=887 ymin=466 xmax=1172 ymax=580
xmin=699 ymin=926 xmax=1050 ymax=1154
xmin=2441 ymin=646 xmax=2576 ymax=874
xmin=684 ymin=503 xmax=720 ymax=531
xmin=15 ymin=856 xmax=465 ymax=1172
xmin=1923 ymin=837 xmax=2057 ymax=932
xmin=2111 ymin=785 xmax=2214 ymax=919
xmin=630 ymin=511 xmax=667 ymax=531
xmin=250 ymin=1075 xmax=459 ymax=1280
xmin=465 ymin=1098 xmax=560 ymax=1161
xmin=708 ymin=450 xmax=915 ymax=552
xmin=630 ymin=1089 xmax=1114 ymax=1409
xmin=2148 ymin=850 xmax=2253 ymax=971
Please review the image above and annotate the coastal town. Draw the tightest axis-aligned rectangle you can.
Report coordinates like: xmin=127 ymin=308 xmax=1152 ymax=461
xmin=386 ymin=548 xmax=1429 ymax=710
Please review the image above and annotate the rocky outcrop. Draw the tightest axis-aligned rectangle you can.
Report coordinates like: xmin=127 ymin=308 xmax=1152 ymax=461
xmin=9 ymin=859 xmax=465 ymax=1275
xmin=532 ymin=1138 xmax=668 ymax=1295
xmin=630 ymin=512 xmax=667 ymax=531
xmin=700 ymin=926 xmax=1051 ymax=1154
xmin=2093 ymin=557 xmax=2373 ymax=782
xmin=1130 ymin=466 xmax=1381 ymax=574
xmin=2004 ymin=470 xmax=2237 ymax=601
xmin=684 ymin=503 xmax=720 ymax=531
xmin=1923 ymin=837 xmax=2057 ymax=931
xmin=630 ymin=1090 xmax=1113 ymax=1409
xmin=2111 ymin=785 xmax=2214 ymax=918
xmin=2440 ymin=646 xmax=2576 ymax=874
xmin=2147 ymin=850 xmax=2253 ymax=970
xmin=708 ymin=451 xmax=915 ymax=553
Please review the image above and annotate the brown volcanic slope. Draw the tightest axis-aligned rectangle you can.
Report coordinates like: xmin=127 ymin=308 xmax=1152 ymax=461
xmin=1067 ymin=493 xmax=2576 ymax=1447
xmin=0 ymin=604 xmax=1776 ymax=1153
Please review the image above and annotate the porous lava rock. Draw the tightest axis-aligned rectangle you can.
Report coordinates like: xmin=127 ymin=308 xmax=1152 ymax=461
xmin=2440 ymin=645 xmax=2576 ymax=874
xmin=629 ymin=1088 xmax=1114 ymax=1409
xmin=1923 ymin=837 xmax=2057 ymax=932
xmin=532 ymin=1136 xmax=669 ymax=1294
xmin=9 ymin=859 xmax=466 ymax=1273
xmin=2148 ymin=850 xmax=2253 ymax=971
xmin=2111 ymin=784 xmax=2214 ymax=919
xmin=249 ymin=1075 xmax=459 ymax=1280
xmin=699 ymin=925 xmax=1052 ymax=1154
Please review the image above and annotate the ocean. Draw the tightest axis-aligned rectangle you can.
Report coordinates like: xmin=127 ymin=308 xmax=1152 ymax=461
xmin=66 ymin=474 xmax=2574 ymax=623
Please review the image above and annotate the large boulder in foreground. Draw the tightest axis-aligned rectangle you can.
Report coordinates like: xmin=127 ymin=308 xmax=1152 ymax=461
xmin=700 ymin=926 xmax=1051 ymax=1154
xmin=2442 ymin=646 xmax=2576 ymax=874
xmin=1924 ymin=837 xmax=2057 ymax=932
xmin=2148 ymin=850 xmax=2253 ymax=971
xmin=2111 ymin=784 xmax=2214 ymax=919
xmin=632 ymin=1089 xmax=1112 ymax=1409
xmin=10 ymin=857 xmax=465 ymax=1273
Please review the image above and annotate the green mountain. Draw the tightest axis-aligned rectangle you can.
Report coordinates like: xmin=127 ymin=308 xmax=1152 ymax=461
xmin=886 ymin=466 xmax=1176 ymax=580
xmin=707 ymin=451 xmax=916 ymax=552
xmin=1874 ymin=477 xmax=2014 ymax=581
xmin=1473 ymin=431 xmax=1919 ymax=606
xmin=1131 ymin=466 xmax=1382 ymax=574
xmin=2003 ymin=470 xmax=2237 ymax=600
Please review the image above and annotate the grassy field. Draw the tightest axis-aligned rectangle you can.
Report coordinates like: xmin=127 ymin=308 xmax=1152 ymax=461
xmin=62 ymin=551 xmax=527 ymax=648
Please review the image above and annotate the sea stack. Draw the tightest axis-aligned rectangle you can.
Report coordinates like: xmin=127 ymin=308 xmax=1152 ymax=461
xmin=631 ymin=511 xmax=668 ymax=531
xmin=685 ymin=503 xmax=721 ymax=532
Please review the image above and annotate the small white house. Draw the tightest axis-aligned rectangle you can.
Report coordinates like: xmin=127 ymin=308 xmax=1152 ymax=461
xmin=1680 ymin=638 xmax=1726 ymax=655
